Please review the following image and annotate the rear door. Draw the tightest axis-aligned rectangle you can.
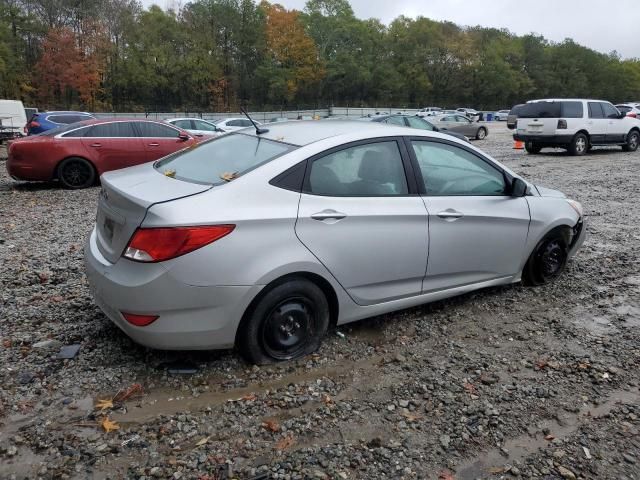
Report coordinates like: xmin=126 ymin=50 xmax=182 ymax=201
xmin=135 ymin=121 xmax=192 ymax=161
xmin=407 ymin=138 xmax=530 ymax=292
xmin=295 ymin=139 xmax=429 ymax=306
xmin=587 ymin=102 xmax=607 ymax=143
xmin=80 ymin=121 xmax=145 ymax=172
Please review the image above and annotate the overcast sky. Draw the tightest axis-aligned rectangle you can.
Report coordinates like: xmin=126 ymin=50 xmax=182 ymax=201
xmin=149 ymin=0 xmax=640 ymax=59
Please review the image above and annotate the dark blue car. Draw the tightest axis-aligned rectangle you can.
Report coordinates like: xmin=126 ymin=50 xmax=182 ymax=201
xmin=25 ymin=111 xmax=95 ymax=135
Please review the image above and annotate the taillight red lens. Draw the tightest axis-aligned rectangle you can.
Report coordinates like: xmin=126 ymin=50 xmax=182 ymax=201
xmin=629 ymin=112 xmax=637 ymax=118
xmin=121 ymin=312 xmax=159 ymax=326
xmin=124 ymin=225 xmax=235 ymax=262
xmin=29 ymin=121 xmax=40 ymax=128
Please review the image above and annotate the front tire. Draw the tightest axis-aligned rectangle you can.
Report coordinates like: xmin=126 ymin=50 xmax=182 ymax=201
xmin=525 ymin=141 xmax=542 ymax=154
xmin=622 ymin=130 xmax=639 ymax=152
xmin=475 ymin=127 xmax=487 ymax=140
xmin=568 ymin=133 xmax=588 ymax=156
xmin=522 ymin=233 xmax=569 ymax=286
xmin=58 ymin=157 xmax=96 ymax=189
xmin=237 ymin=279 xmax=330 ymax=364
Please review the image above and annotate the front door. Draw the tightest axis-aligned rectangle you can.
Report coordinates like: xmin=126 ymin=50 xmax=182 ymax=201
xmin=135 ymin=121 xmax=192 ymax=161
xmin=601 ymin=102 xmax=627 ymax=143
xmin=295 ymin=139 xmax=429 ymax=306
xmin=587 ymin=102 xmax=608 ymax=144
xmin=407 ymin=138 xmax=531 ymax=293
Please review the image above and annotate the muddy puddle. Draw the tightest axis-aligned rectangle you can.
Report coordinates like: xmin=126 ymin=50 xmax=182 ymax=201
xmin=454 ymin=387 xmax=640 ymax=479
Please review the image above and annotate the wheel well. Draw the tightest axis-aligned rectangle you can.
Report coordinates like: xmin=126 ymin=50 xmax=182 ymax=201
xmin=540 ymin=225 xmax=572 ymax=248
xmin=235 ymin=272 xmax=340 ymax=345
xmin=628 ymin=127 xmax=640 ymax=137
xmin=574 ymin=130 xmax=590 ymax=141
xmin=54 ymin=156 xmax=97 ymax=181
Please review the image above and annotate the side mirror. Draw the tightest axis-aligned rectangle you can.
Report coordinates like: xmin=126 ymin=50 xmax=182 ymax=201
xmin=178 ymin=133 xmax=190 ymax=141
xmin=511 ymin=177 xmax=528 ymax=197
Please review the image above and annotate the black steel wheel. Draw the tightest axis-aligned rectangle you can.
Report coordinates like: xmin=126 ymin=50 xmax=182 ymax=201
xmin=522 ymin=233 xmax=569 ymax=286
xmin=238 ymin=278 xmax=329 ymax=364
xmin=58 ymin=157 xmax=96 ymax=189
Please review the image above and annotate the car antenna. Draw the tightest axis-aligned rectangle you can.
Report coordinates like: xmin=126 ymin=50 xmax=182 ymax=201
xmin=240 ymin=106 xmax=268 ymax=135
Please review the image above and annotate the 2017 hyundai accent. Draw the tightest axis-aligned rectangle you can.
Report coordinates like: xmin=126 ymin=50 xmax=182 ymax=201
xmin=84 ymin=121 xmax=586 ymax=364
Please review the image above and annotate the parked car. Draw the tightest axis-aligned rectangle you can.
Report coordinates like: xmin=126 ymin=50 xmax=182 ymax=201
xmin=84 ymin=121 xmax=585 ymax=364
xmin=456 ymin=108 xmax=480 ymax=121
xmin=433 ymin=114 xmax=488 ymax=140
xmin=269 ymin=117 xmax=290 ymax=123
xmin=416 ymin=107 xmax=442 ymax=117
xmin=507 ymin=104 xmax=525 ymax=130
xmin=213 ymin=117 xmax=261 ymax=132
xmin=514 ymin=99 xmax=640 ymax=155
xmin=359 ymin=114 xmax=469 ymax=142
xmin=25 ymin=111 xmax=95 ymax=135
xmin=0 ymin=99 xmax=27 ymax=142
xmin=166 ymin=117 xmax=225 ymax=137
xmin=7 ymin=118 xmax=197 ymax=189
xmin=494 ymin=110 xmax=510 ymax=121
xmin=615 ymin=104 xmax=640 ymax=118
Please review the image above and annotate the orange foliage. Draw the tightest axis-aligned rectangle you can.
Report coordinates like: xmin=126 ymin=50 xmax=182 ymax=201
xmin=35 ymin=26 xmax=107 ymax=108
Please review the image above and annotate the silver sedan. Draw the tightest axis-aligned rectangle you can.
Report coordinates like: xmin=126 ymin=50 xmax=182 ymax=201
xmin=84 ymin=121 xmax=586 ymax=364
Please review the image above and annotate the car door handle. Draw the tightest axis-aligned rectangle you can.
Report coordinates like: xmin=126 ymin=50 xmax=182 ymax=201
xmin=311 ymin=210 xmax=346 ymax=221
xmin=148 ymin=143 xmax=159 ymax=146
xmin=90 ymin=143 xmax=102 ymax=147
xmin=437 ymin=209 xmax=464 ymax=220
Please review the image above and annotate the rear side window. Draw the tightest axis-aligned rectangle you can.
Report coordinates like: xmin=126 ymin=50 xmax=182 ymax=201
xmin=85 ymin=122 xmax=136 ymax=137
xmin=407 ymin=116 xmax=435 ymax=130
xmin=617 ymin=105 xmax=631 ymax=113
xmin=61 ymin=126 xmax=90 ymax=137
xmin=172 ymin=120 xmax=192 ymax=129
xmin=155 ymin=134 xmax=294 ymax=185
xmin=560 ymin=102 xmax=583 ymax=118
xmin=137 ymin=122 xmax=180 ymax=137
xmin=385 ymin=116 xmax=406 ymax=126
xmin=518 ymin=102 xmax=562 ymax=118
xmin=307 ymin=141 xmax=408 ymax=196
xmin=588 ymin=102 xmax=605 ymax=119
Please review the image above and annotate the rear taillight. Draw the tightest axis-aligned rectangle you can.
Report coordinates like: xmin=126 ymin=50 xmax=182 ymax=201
xmin=628 ymin=112 xmax=637 ymax=118
xmin=121 ymin=312 xmax=159 ymax=326
xmin=124 ymin=225 xmax=235 ymax=262
xmin=557 ymin=119 xmax=567 ymax=129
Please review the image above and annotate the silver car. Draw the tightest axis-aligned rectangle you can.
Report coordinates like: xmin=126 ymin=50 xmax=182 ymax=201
xmin=84 ymin=121 xmax=586 ymax=364
xmin=433 ymin=114 xmax=489 ymax=140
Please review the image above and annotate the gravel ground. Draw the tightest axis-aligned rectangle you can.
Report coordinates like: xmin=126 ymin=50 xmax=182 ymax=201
xmin=1 ymin=124 xmax=640 ymax=480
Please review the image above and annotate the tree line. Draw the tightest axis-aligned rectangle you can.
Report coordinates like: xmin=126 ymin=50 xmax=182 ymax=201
xmin=1 ymin=0 xmax=639 ymax=112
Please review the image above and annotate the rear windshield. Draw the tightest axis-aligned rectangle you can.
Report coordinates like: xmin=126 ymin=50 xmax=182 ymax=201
xmin=519 ymin=101 xmax=583 ymax=118
xmin=617 ymin=105 xmax=631 ymax=113
xmin=155 ymin=133 xmax=296 ymax=185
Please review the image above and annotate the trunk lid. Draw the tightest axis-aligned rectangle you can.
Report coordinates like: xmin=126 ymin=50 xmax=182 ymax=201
xmin=96 ymin=163 xmax=211 ymax=263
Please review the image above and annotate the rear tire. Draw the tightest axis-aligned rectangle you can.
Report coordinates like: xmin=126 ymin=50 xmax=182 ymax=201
xmin=475 ymin=127 xmax=487 ymax=140
xmin=237 ymin=278 xmax=330 ymax=365
xmin=568 ymin=133 xmax=588 ymax=156
xmin=622 ymin=130 xmax=639 ymax=152
xmin=525 ymin=141 xmax=542 ymax=154
xmin=522 ymin=233 xmax=569 ymax=286
xmin=58 ymin=157 xmax=96 ymax=189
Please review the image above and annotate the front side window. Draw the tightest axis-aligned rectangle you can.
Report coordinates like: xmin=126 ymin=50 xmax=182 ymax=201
xmin=155 ymin=133 xmax=294 ymax=185
xmin=85 ymin=122 xmax=136 ymax=137
xmin=454 ymin=115 xmax=471 ymax=123
xmin=137 ymin=122 xmax=180 ymax=138
xmin=172 ymin=120 xmax=193 ymax=130
xmin=194 ymin=120 xmax=217 ymax=131
xmin=307 ymin=141 xmax=408 ymax=196
xmin=411 ymin=141 xmax=506 ymax=196
xmin=601 ymin=102 xmax=620 ymax=119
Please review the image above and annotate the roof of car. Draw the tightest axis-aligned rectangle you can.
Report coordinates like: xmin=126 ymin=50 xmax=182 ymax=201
xmin=42 ymin=111 xmax=93 ymax=115
xmin=167 ymin=117 xmax=214 ymax=122
xmin=236 ymin=120 xmax=429 ymax=146
xmin=527 ymin=98 xmax=610 ymax=103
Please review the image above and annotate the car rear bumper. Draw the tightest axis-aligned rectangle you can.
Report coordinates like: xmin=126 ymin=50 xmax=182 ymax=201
xmin=84 ymin=228 xmax=263 ymax=350
xmin=513 ymin=134 xmax=574 ymax=144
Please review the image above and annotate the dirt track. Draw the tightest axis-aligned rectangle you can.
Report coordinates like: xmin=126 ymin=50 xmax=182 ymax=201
xmin=1 ymin=124 xmax=640 ymax=479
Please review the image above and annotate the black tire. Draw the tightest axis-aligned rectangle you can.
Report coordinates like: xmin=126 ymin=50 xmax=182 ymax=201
xmin=525 ymin=141 xmax=542 ymax=154
xmin=522 ymin=233 xmax=569 ymax=286
xmin=622 ymin=130 xmax=639 ymax=152
xmin=568 ymin=133 xmax=588 ymax=156
xmin=58 ymin=157 xmax=96 ymax=189
xmin=475 ymin=127 xmax=487 ymax=140
xmin=237 ymin=278 xmax=330 ymax=364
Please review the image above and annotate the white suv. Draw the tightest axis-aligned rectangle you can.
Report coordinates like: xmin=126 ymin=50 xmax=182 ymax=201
xmin=514 ymin=99 xmax=640 ymax=155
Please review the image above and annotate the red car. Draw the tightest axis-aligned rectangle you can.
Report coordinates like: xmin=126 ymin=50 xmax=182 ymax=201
xmin=6 ymin=118 xmax=198 ymax=189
